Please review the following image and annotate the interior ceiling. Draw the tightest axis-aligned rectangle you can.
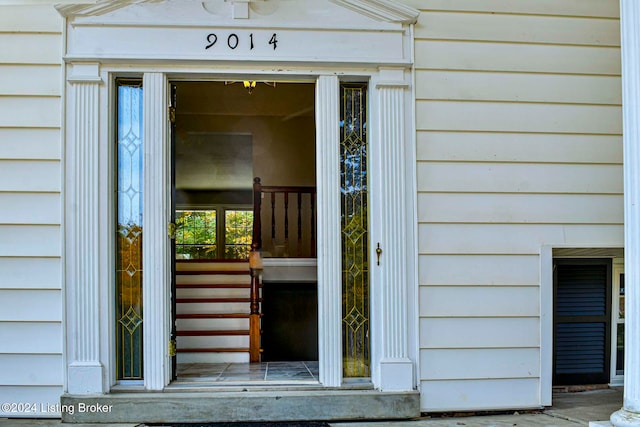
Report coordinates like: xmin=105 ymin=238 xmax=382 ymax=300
xmin=174 ymin=81 xmax=315 ymax=118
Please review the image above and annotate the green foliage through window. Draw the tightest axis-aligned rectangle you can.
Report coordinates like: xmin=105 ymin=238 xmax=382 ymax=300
xmin=175 ymin=209 xmax=252 ymax=260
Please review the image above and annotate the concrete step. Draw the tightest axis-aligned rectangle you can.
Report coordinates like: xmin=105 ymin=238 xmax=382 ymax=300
xmin=61 ymin=389 xmax=420 ymax=423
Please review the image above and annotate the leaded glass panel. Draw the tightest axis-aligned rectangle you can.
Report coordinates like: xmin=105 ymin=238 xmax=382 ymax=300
xmin=116 ymin=81 xmax=144 ymax=380
xmin=340 ymin=83 xmax=369 ymax=377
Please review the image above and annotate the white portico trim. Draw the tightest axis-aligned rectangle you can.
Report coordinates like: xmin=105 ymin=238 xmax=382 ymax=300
xmin=60 ymin=0 xmax=420 ymax=409
xmin=56 ymin=0 xmax=419 ymax=23
xmin=611 ymin=1 xmax=640 ymax=426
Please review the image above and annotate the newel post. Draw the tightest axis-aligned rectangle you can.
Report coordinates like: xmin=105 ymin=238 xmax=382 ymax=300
xmin=249 ymin=248 xmax=263 ymax=363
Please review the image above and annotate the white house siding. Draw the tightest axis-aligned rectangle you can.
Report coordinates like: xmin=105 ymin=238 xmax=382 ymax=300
xmin=406 ymin=0 xmax=623 ymax=412
xmin=0 ymin=5 xmax=63 ymax=417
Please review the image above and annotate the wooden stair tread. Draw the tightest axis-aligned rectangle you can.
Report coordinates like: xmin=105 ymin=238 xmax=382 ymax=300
xmin=177 ymin=330 xmax=249 ymax=336
xmin=176 ymin=297 xmax=261 ymax=303
xmin=176 ymin=283 xmax=251 ymax=289
xmin=176 ymin=313 xmax=252 ymax=319
xmin=176 ymin=270 xmax=249 ymax=276
xmin=177 ymin=348 xmax=251 ymax=353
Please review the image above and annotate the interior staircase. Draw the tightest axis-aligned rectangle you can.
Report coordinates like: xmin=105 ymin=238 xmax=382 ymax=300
xmin=175 ymin=260 xmax=261 ymax=364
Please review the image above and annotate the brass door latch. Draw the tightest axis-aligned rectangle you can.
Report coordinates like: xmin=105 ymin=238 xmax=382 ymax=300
xmin=168 ymin=222 xmax=176 ymax=240
xmin=376 ymin=243 xmax=382 ymax=266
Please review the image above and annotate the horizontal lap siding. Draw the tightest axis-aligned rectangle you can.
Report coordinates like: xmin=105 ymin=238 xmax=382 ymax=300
xmin=413 ymin=0 xmax=622 ymax=412
xmin=0 ymin=5 xmax=63 ymax=418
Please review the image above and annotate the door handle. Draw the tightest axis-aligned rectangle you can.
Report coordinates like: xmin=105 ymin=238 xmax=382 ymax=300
xmin=376 ymin=243 xmax=382 ymax=266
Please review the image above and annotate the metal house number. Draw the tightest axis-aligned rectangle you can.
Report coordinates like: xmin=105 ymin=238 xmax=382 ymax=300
xmin=205 ymin=32 xmax=278 ymax=50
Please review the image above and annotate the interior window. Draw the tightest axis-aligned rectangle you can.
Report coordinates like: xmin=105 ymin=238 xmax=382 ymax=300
xmin=175 ymin=208 xmax=252 ymax=260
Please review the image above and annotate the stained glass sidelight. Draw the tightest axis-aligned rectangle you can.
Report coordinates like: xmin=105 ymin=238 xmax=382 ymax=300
xmin=340 ymin=83 xmax=369 ymax=377
xmin=115 ymin=81 xmax=144 ymax=380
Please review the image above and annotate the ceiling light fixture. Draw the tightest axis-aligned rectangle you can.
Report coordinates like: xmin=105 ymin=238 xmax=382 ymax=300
xmin=225 ymin=80 xmax=276 ymax=95
xmin=243 ymin=80 xmax=257 ymax=94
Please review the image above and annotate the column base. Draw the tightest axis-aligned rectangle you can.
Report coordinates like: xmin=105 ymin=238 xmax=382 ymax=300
xmin=380 ymin=358 xmax=413 ymax=391
xmin=68 ymin=362 xmax=104 ymax=394
xmin=611 ymin=408 xmax=640 ymax=427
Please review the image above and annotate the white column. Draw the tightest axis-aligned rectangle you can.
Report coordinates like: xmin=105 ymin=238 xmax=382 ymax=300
xmin=66 ymin=63 xmax=105 ymax=394
xmin=316 ymin=75 xmax=342 ymax=387
xmin=142 ymin=73 xmax=171 ymax=390
xmin=612 ymin=1 xmax=640 ymax=426
xmin=376 ymin=68 xmax=413 ymax=391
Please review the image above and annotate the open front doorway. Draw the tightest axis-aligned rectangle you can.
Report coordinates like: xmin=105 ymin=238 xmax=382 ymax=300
xmin=169 ymin=80 xmax=319 ymax=384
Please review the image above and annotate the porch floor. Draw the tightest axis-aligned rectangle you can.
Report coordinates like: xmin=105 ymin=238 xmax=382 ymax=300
xmin=174 ymin=361 xmax=319 ymax=384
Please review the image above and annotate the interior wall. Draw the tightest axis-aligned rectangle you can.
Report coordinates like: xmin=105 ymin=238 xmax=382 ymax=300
xmin=174 ymin=81 xmax=316 ymax=209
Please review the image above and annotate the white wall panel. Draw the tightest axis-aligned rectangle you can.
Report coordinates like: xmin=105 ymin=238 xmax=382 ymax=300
xmin=416 ymin=71 xmax=621 ymax=105
xmin=416 ymin=41 xmax=620 ymax=75
xmin=0 ymin=258 xmax=61 ymax=289
xmin=0 ymin=34 xmax=61 ymax=65
xmin=417 ymin=132 xmax=622 ymax=164
xmin=418 ymin=255 xmax=539 ymax=286
xmin=404 ymin=0 xmax=619 ymax=18
xmin=0 ymin=354 xmax=62 ymax=385
xmin=418 ymin=193 xmax=623 ymax=224
xmin=417 ymin=101 xmax=621 ymax=134
xmin=0 ymin=3 xmax=76 ymax=416
xmin=0 ymin=225 xmax=60 ymax=257
xmin=0 ymin=193 xmax=60 ymax=224
xmin=0 ymin=161 xmax=60 ymax=192
xmin=0 ymin=322 xmax=61 ymax=353
xmin=418 ymin=163 xmax=622 ymax=194
xmin=420 ymin=348 xmax=540 ymax=380
xmin=416 ymin=12 xmax=619 ymax=46
xmin=0 ymin=65 xmax=61 ymax=96
xmin=411 ymin=0 xmax=621 ymax=413
xmin=419 ymin=224 xmax=624 ymax=255
xmin=0 ymin=290 xmax=61 ymax=322
xmin=0 ymin=5 xmax=61 ymax=32
xmin=419 ymin=286 xmax=539 ymax=317
xmin=0 ymin=385 xmax=63 ymax=418
xmin=419 ymin=317 xmax=540 ymax=349
xmin=420 ymin=378 xmax=540 ymax=411
xmin=0 ymin=129 xmax=60 ymax=160
xmin=0 ymin=98 xmax=60 ymax=128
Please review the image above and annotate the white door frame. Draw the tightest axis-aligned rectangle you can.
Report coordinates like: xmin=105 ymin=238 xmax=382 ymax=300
xmin=62 ymin=0 xmax=419 ymax=395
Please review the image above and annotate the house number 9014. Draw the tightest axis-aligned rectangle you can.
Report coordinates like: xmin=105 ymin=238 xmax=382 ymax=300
xmin=205 ymin=33 xmax=278 ymax=50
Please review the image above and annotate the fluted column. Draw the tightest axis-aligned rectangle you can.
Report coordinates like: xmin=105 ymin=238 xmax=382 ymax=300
xmin=142 ymin=73 xmax=171 ymax=390
xmin=316 ymin=75 xmax=342 ymax=387
xmin=66 ymin=63 xmax=105 ymax=394
xmin=376 ymin=68 xmax=413 ymax=391
xmin=612 ymin=1 xmax=640 ymax=426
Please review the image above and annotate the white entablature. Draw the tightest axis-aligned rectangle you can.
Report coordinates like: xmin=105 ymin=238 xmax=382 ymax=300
xmin=59 ymin=0 xmax=418 ymax=66
xmin=56 ymin=0 xmax=418 ymax=23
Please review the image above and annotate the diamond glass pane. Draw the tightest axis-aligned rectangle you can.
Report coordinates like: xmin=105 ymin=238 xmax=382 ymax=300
xmin=116 ymin=81 xmax=144 ymax=380
xmin=340 ymin=83 xmax=369 ymax=377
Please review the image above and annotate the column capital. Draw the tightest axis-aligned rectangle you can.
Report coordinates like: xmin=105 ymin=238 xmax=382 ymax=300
xmin=376 ymin=67 xmax=409 ymax=89
xmin=67 ymin=62 xmax=103 ymax=84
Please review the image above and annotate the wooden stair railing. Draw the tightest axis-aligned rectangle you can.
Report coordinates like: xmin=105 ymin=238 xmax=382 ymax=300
xmin=252 ymin=177 xmax=317 ymax=257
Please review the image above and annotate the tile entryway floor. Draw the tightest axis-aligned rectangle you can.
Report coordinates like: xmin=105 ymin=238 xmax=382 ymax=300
xmin=175 ymin=361 xmax=319 ymax=384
